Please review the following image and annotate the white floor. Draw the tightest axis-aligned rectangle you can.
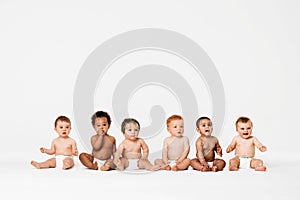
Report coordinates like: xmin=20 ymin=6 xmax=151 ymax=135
xmin=1 ymin=157 xmax=299 ymax=200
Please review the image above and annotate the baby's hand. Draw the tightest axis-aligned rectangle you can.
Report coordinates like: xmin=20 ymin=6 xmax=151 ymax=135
xmin=73 ymin=149 xmax=78 ymax=156
xmin=217 ymin=147 xmax=223 ymax=157
xmin=226 ymin=146 xmax=233 ymax=153
xmin=97 ymin=129 xmax=105 ymax=136
xmin=259 ymin=146 xmax=267 ymax=152
xmin=40 ymin=147 xmax=46 ymax=153
xmin=114 ymin=158 xmax=121 ymax=165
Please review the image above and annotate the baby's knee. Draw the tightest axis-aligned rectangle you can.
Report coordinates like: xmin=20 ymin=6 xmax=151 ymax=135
xmin=63 ymin=158 xmax=74 ymax=169
xmin=214 ymin=159 xmax=226 ymax=170
xmin=251 ymin=159 xmax=263 ymax=168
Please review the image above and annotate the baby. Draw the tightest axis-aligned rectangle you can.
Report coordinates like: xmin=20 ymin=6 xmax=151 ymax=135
xmin=154 ymin=115 xmax=190 ymax=171
xmin=79 ymin=111 xmax=116 ymax=171
xmin=113 ymin=118 xmax=159 ymax=171
xmin=31 ymin=116 xmax=78 ymax=170
xmin=226 ymin=116 xmax=267 ymax=171
xmin=190 ymin=117 xmax=226 ymax=172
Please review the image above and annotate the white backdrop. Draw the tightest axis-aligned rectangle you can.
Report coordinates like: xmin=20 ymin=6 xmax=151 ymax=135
xmin=0 ymin=0 xmax=299 ymax=199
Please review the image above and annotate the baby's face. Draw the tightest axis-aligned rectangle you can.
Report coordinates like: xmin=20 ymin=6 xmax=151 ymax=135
xmin=55 ymin=120 xmax=71 ymax=137
xmin=236 ymin=121 xmax=252 ymax=139
xmin=197 ymin=119 xmax=213 ymax=137
xmin=167 ymin=119 xmax=184 ymax=137
xmin=93 ymin=117 xmax=110 ymax=134
xmin=124 ymin=122 xmax=140 ymax=141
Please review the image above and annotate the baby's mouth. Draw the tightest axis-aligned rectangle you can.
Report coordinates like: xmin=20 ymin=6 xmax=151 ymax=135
xmin=243 ymin=133 xmax=248 ymax=136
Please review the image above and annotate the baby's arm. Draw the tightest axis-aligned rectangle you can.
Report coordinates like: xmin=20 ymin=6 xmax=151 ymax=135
xmin=226 ymin=137 xmax=237 ymax=153
xmin=162 ymin=139 xmax=169 ymax=164
xmin=72 ymin=139 xmax=78 ymax=156
xmin=40 ymin=141 xmax=55 ymax=155
xmin=215 ymin=139 xmax=223 ymax=157
xmin=140 ymin=139 xmax=149 ymax=159
xmin=253 ymin=137 xmax=267 ymax=152
xmin=114 ymin=143 xmax=124 ymax=164
xmin=195 ymin=138 xmax=208 ymax=166
xmin=91 ymin=134 xmax=105 ymax=151
xmin=177 ymin=137 xmax=190 ymax=163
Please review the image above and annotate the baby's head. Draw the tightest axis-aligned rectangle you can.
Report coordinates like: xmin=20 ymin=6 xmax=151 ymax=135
xmin=91 ymin=111 xmax=112 ymax=134
xmin=166 ymin=115 xmax=184 ymax=137
xmin=54 ymin=116 xmax=71 ymax=137
xmin=235 ymin=116 xmax=253 ymax=139
xmin=121 ymin=118 xmax=140 ymax=140
xmin=196 ymin=116 xmax=213 ymax=136
xmin=91 ymin=111 xmax=111 ymax=126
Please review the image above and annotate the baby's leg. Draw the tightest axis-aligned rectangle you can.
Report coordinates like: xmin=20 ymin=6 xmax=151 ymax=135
xmin=138 ymin=159 xmax=160 ymax=171
xmin=229 ymin=157 xmax=240 ymax=171
xmin=62 ymin=157 xmax=74 ymax=170
xmin=190 ymin=158 xmax=202 ymax=171
xmin=154 ymin=159 xmax=170 ymax=170
xmin=100 ymin=159 xmax=115 ymax=171
xmin=212 ymin=158 xmax=226 ymax=172
xmin=250 ymin=158 xmax=266 ymax=171
xmin=31 ymin=158 xmax=56 ymax=169
xmin=115 ymin=158 xmax=128 ymax=171
xmin=79 ymin=153 xmax=98 ymax=170
xmin=174 ymin=158 xmax=190 ymax=171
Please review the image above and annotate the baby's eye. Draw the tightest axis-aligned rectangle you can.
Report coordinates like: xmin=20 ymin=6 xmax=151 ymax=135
xmin=174 ymin=126 xmax=177 ymax=128
xmin=102 ymin=124 xmax=106 ymax=126
xmin=241 ymin=128 xmax=244 ymax=130
xmin=66 ymin=126 xmax=69 ymax=129
xmin=60 ymin=126 xmax=63 ymax=129
xmin=180 ymin=126 xmax=184 ymax=128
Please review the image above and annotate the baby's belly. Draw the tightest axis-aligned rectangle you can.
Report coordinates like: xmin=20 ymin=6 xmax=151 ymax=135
xmin=124 ymin=152 xmax=142 ymax=159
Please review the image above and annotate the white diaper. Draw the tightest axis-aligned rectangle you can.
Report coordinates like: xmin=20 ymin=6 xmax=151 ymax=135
xmin=207 ymin=161 xmax=214 ymax=168
xmin=168 ymin=160 xmax=177 ymax=167
xmin=127 ymin=159 xmax=139 ymax=170
xmin=94 ymin=158 xmax=105 ymax=168
xmin=239 ymin=157 xmax=252 ymax=169
xmin=55 ymin=155 xmax=73 ymax=169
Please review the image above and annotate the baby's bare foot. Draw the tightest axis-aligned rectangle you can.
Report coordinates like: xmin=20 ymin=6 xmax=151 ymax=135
xmin=151 ymin=165 xmax=160 ymax=171
xmin=255 ymin=166 xmax=266 ymax=171
xmin=229 ymin=166 xmax=239 ymax=171
xmin=92 ymin=162 xmax=98 ymax=170
xmin=171 ymin=165 xmax=178 ymax=171
xmin=31 ymin=161 xmax=40 ymax=169
xmin=100 ymin=165 xmax=110 ymax=171
xmin=212 ymin=166 xmax=218 ymax=172
xmin=116 ymin=162 xmax=124 ymax=171
xmin=200 ymin=165 xmax=210 ymax=172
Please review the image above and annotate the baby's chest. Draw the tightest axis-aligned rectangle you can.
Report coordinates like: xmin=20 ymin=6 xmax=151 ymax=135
xmin=202 ymin=142 xmax=215 ymax=151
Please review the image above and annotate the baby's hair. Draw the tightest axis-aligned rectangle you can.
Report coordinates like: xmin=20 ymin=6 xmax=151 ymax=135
xmin=91 ymin=111 xmax=112 ymax=126
xmin=166 ymin=115 xmax=183 ymax=127
xmin=121 ymin=118 xmax=140 ymax=133
xmin=235 ymin=116 xmax=253 ymax=130
xmin=54 ymin=116 xmax=71 ymax=127
xmin=196 ymin=116 xmax=211 ymax=128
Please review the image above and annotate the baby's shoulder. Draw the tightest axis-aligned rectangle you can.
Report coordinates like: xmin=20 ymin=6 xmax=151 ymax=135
xmin=182 ymin=136 xmax=190 ymax=141
xmin=106 ymin=134 xmax=116 ymax=142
